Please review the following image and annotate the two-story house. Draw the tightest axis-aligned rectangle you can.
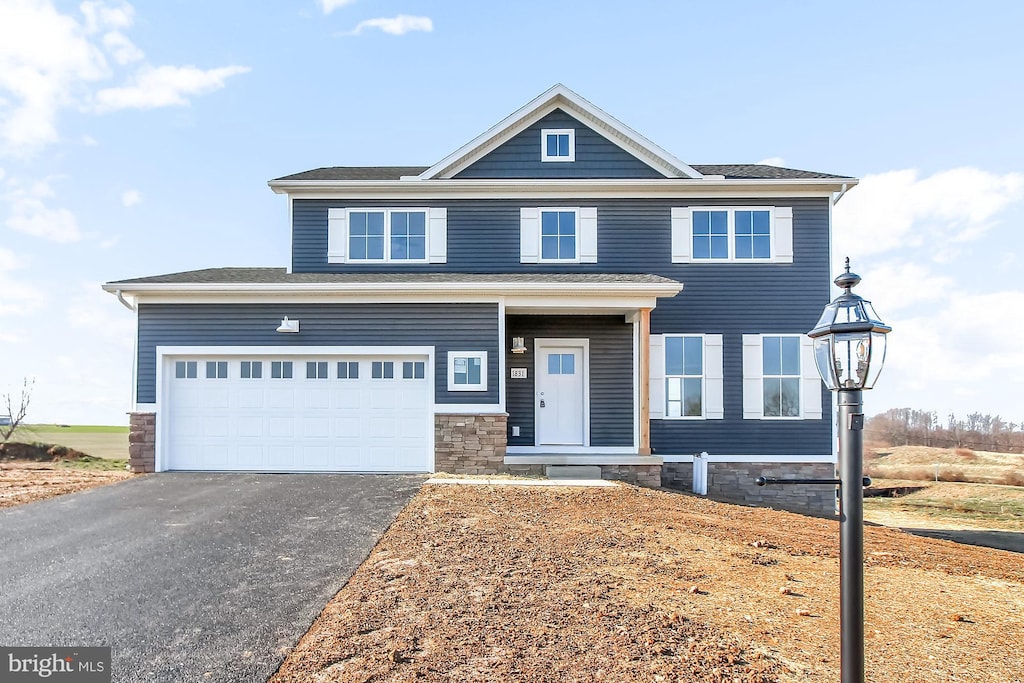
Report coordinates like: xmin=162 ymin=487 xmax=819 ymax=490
xmin=104 ymin=85 xmax=856 ymax=514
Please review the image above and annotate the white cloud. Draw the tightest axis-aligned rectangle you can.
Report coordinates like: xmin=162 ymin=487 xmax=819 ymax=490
xmin=757 ymin=157 xmax=785 ymax=167
xmin=0 ymin=246 xmax=47 ymax=315
xmin=80 ymin=0 xmax=134 ymax=33
xmin=834 ymin=167 xmax=1024 ymax=259
xmin=121 ymin=188 xmax=141 ymax=206
xmin=94 ymin=64 xmax=251 ymax=111
xmin=80 ymin=134 xmax=98 ymax=145
xmin=102 ymin=30 xmax=144 ymax=65
xmin=67 ymin=280 xmax=134 ymax=345
xmin=318 ymin=0 xmax=357 ymax=14
xmin=3 ymin=177 xmax=81 ymax=242
xmin=348 ymin=14 xmax=433 ymax=36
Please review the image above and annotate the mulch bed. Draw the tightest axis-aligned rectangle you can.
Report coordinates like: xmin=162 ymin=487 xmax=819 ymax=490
xmin=272 ymin=483 xmax=1024 ymax=683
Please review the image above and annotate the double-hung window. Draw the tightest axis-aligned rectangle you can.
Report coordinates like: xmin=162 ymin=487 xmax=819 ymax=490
xmin=741 ymin=334 xmax=821 ymax=420
xmin=540 ymin=209 xmax=577 ymax=261
xmin=541 ymin=128 xmax=575 ymax=162
xmin=761 ymin=336 xmax=801 ymax=418
xmin=671 ymin=206 xmax=793 ymax=263
xmin=347 ymin=209 xmax=427 ymax=262
xmin=521 ymin=207 xmax=597 ymax=263
xmin=665 ymin=336 xmax=704 ymax=418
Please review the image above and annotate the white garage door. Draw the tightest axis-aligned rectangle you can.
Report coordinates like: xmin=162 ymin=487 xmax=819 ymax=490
xmin=163 ymin=354 xmax=432 ymax=472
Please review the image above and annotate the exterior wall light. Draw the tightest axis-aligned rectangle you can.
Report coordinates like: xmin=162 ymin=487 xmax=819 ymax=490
xmin=511 ymin=337 xmax=528 ymax=354
xmin=276 ymin=316 xmax=300 ymax=334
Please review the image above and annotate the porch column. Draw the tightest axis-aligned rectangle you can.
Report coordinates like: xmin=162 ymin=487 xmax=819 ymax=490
xmin=638 ymin=307 xmax=652 ymax=455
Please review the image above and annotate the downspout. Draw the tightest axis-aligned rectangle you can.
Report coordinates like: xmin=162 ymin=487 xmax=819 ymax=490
xmin=832 ymin=182 xmax=850 ymax=206
xmin=115 ymin=289 xmax=136 ymax=311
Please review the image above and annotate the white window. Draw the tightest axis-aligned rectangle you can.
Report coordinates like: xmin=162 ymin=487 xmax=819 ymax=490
xmin=205 ymin=361 xmax=227 ymax=379
xmin=541 ymin=128 xmax=575 ymax=162
xmin=240 ymin=361 xmax=262 ymax=379
xmin=649 ymin=334 xmax=724 ymax=420
xmin=670 ymin=206 xmax=793 ymax=264
xmin=327 ymin=207 xmax=447 ymax=264
xmin=271 ymin=361 xmax=293 ymax=379
xmin=402 ymin=361 xmax=426 ymax=379
xmin=371 ymin=361 xmax=395 ymax=379
xmin=520 ymin=207 xmax=598 ymax=263
xmin=337 ymin=361 xmax=359 ymax=379
xmin=447 ymin=351 xmax=487 ymax=391
xmin=306 ymin=361 xmax=329 ymax=379
xmin=742 ymin=334 xmax=822 ymax=420
xmin=175 ymin=361 xmax=198 ymax=379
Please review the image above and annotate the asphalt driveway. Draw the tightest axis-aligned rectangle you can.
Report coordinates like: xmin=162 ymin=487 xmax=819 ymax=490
xmin=0 ymin=473 xmax=424 ymax=682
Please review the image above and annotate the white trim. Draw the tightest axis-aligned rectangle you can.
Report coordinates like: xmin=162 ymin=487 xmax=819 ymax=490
xmin=537 ymin=207 xmax=581 ymax=263
xmin=504 ymin=454 xmax=660 ymax=465
xmin=497 ymin=298 xmax=507 ymax=412
xmin=632 ymin=318 xmax=640 ymax=451
xmin=660 ymin=453 xmax=837 ymax=464
xmin=434 ymin=404 xmax=507 ymax=414
xmin=680 ymin=206 xmax=782 ymax=263
xmin=447 ymin=351 xmax=488 ymax=392
xmin=662 ymin=333 xmax=707 ymax=420
xmin=343 ymin=208 xmax=430 ymax=264
xmin=415 ymin=84 xmax=702 ymax=180
xmin=534 ymin=338 xmax=590 ymax=448
xmin=133 ymin=402 xmax=157 ymax=412
xmin=506 ymin=449 xmax=654 ymax=461
xmin=757 ymin=333 xmax=807 ymax=420
xmin=540 ymin=128 xmax=576 ymax=162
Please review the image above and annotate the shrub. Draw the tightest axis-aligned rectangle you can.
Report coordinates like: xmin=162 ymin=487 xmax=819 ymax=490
xmin=954 ymin=447 xmax=978 ymax=461
xmin=939 ymin=468 xmax=968 ymax=483
xmin=870 ymin=466 xmax=932 ymax=481
xmin=997 ymin=471 xmax=1024 ymax=487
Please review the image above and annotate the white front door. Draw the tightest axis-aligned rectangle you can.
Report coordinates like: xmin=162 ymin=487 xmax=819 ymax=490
xmin=536 ymin=343 xmax=586 ymax=446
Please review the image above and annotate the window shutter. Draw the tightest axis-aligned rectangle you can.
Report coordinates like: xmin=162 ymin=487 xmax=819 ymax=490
xmin=428 ymin=207 xmax=447 ymax=263
xmin=520 ymin=207 xmax=539 ymax=263
xmin=742 ymin=334 xmax=763 ymax=419
xmin=774 ymin=206 xmax=793 ymax=263
xmin=649 ymin=333 xmax=665 ymax=419
xmin=800 ymin=335 xmax=823 ymax=419
xmin=327 ymin=208 xmax=347 ymax=263
xmin=671 ymin=207 xmax=691 ymax=263
xmin=704 ymin=334 xmax=724 ymax=419
xmin=579 ymin=207 xmax=598 ymax=263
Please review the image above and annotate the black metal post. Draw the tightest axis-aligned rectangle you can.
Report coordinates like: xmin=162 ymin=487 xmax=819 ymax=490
xmin=838 ymin=388 xmax=865 ymax=683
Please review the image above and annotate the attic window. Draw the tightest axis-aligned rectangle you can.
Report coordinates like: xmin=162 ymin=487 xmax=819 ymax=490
xmin=541 ymin=129 xmax=575 ymax=162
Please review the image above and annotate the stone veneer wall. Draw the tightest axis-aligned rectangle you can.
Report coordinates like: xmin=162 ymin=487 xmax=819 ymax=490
xmin=662 ymin=461 xmax=837 ymax=516
xmin=128 ymin=412 xmax=156 ymax=473
xmin=599 ymin=464 xmax=661 ymax=487
xmin=434 ymin=414 xmax=507 ymax=475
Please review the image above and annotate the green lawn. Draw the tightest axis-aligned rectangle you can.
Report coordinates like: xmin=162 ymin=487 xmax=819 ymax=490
xmin=8 ymin=424 xmax=129 ymax=459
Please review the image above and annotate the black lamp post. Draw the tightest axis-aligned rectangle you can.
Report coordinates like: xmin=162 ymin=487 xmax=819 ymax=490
xmin=807 ymin=257 xmax=891 ymax=683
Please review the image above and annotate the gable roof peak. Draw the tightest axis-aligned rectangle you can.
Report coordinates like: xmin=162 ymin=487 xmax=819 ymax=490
xmin=418 ymin=84 xmax=703 ymax=181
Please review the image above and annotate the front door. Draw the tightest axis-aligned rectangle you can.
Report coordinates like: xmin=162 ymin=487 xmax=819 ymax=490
xmin=536 ymin=344 xmax=585 ymax=446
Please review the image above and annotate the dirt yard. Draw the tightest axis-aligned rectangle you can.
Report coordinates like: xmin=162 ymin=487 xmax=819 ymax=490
xmin=0 ymin=443 xmax=134 ymax=508
xmin=273 ymin=483 xmax=1024 ymax=683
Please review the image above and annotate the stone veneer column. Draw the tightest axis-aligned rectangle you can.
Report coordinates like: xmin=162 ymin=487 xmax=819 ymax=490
xmin=128 ymin=412 xmax=156 ymax=473
xmin=434 ymin=414 xmax=508 ymax=475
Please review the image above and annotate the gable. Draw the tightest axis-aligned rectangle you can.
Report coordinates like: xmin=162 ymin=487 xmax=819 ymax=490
xmin=454 ymin=109 xmax=666 ymax=180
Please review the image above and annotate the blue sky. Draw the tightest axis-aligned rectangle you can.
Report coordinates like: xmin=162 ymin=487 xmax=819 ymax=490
xmin=1 ymin=0 xmax=1022 ymax=425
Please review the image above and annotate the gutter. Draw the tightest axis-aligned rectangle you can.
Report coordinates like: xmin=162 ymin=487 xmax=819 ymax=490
xmin=832 ymin=182 xmax=851 ymax=206
xmin=114 ymin=289 xmax=136 ymax=311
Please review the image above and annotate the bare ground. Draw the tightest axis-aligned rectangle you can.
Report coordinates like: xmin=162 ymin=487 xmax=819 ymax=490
xmin=0 ymin=460 xmax=133 ymax=508
xmin=272 ymin=484 xmax=1024 ymax=683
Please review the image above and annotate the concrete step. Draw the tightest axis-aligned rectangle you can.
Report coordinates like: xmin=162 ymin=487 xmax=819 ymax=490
xmin=546 ymin=465 xmax=602 ymax=480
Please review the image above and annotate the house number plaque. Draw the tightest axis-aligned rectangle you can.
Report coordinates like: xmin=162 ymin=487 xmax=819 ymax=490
xmin=510 ymin=368 xmax=528 ymax=379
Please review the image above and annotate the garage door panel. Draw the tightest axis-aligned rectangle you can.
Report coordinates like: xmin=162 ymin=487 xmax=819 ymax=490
xmin=165 ymin=354 xmax=432 ymax=472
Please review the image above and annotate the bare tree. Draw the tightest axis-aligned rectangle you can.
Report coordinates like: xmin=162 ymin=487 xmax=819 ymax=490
xmin=1 ymin=378 xmax=35 ymax=444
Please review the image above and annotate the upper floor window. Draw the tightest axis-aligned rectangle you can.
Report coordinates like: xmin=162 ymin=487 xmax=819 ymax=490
xmin=541 ymin=128 xmax=575 ymax=162
xmin=520 ymin=207 xmax=597 ymax=263
xmin=671 ymin=206 xmax=793 ymax=264
xmin=329 ymin=207 xmax=445 ymax=264
xmin=541 ymin=209 xmax=577 ymax=261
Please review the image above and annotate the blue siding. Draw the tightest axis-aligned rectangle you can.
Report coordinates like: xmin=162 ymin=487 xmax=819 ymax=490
xmin=506 ymin=315 xmax=633 ymax=447
xmin=136 ymin=303 xmax=499 ymax=405
xmin=454 ymin=109 xmax=664 ymax=179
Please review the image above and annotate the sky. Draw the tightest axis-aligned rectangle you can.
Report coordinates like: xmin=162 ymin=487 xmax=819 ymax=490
xmin=1 ymin=0 xmax=1022 ymax=426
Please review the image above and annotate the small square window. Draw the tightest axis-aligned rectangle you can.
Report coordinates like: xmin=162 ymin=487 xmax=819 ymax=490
xmin=206 ymin=361 xmax=227 ymax=379
xmin=448 ymin=352 xmax=487 ymax=391
xmin=402 ymin=361 xmax=426 ymax=379
xmin=337 ymin=361 xmax=359 ymax=379
xmin=306 ymin=361 xmax=328 ymax=379
xmin=240 ymin=361 xmax=263 ymax=379
xmin=271 ymin=361 xmax=293 ymax=379
xmin=540 ymin=209 xmax=577 ymax=261
xmin=541 ymin=128 xmax=575 ymax=162
xmin=372 ymin=361 xmax=394 ymax=379
xmin=175 ymin=361 xmax=198 ymax=379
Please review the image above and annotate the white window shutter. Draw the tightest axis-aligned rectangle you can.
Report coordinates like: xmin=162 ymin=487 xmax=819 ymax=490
xmin=579 ymin=207 xmax=598 ymax=263
xmin=649 ymin=334 xmax=665 ymax=419
xmin=774 ymin=206 xmax=793 ymax=263
xmin=520 ymin=207 xmax=539 ymax=263
xmin=327 ymin=208 xmax=347 ymax=263
xmin=742 ymin=334 xmax=763 ymax=419
xmin=801 ymin=335 xmax=823 ymax=420
xmin=704 ymin=334 xmax=724 ymax=419
xmin=671 ymin=207 xmax=691 ymax=263
xmin=428 ymin=207 xmax=447 ymax=263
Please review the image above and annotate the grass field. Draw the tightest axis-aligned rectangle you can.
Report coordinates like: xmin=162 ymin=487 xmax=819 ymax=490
xmin=7 ymin=424 xmax=129 ymax=460
xmin=865 ymin=479 xmax=1024 ymax=531
xmin=866 ymin=444 xmax=1024 ymax=486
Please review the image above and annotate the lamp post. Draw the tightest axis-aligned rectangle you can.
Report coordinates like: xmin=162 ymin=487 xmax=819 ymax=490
xmin=807 ymin=257 xmax=891 ymax=683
